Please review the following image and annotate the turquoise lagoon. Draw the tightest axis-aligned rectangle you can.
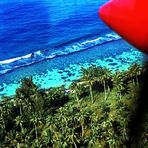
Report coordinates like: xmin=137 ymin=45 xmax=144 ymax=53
xmin=0 ymin=0 xmax=145 ymax=96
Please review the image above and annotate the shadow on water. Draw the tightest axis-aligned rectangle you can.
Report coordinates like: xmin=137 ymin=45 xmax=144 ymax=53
xmin=0 ymin=0 xmax=109 ymax=61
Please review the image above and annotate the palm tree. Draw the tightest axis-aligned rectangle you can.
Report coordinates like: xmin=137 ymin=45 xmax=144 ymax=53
xmin=0 ymin=97 xmax=12 ymax=138
xmin=14 ymin=116 xmax=25 ymax=147
xmin=96 ymin=68 xmax=111 ymax=100
xmin=40 ymin=127 xmax=52 ymax=146
xmin=15 ymin=116 xmax=24 ymax=133
xmin=16 ymin=77 xmax=38 ymax=105
xmin=70 ymin=81 xmax=86 ymax=106
xmin=113 ymin=72 xmax=127 ymax=100
xmin=133 ymin=64 xmax=141 ymax=87
xmin=30 ymin=114 xmax=42 ymax=140
xmin=80 ymin=66 xmax=98 ymax=103
xmin=0 ymin=100 xmax=6 ymax=132
xmin=128 ymin=63 xmax=141 ymax=86
xmin=115 ymin=101 xmax=130 ymax=142
xmin=14 ymin=97 xmax=24 ymax=117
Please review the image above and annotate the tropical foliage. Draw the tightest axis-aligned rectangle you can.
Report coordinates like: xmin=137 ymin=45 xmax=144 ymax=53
xmin=0 ymin=64 xmax=147 ymax=147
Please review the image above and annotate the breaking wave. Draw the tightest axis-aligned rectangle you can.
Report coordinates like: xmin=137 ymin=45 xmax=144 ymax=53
xmin=0 ymin=33 xmax=121 ymax=75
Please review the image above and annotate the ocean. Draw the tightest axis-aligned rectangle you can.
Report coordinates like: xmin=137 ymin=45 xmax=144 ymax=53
xmin=0 ymin=0 xmax=144 ymax=96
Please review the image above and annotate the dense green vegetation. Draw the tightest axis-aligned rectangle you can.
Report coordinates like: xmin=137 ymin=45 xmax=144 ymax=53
xmin=0 ymin=63 xmax=148 ymax=147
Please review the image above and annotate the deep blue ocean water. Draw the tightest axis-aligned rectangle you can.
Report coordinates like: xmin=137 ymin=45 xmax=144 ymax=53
xmin=0 ymin=0 xmax=109 ymax=60
xmin=0 ymin=0 xmax=144 ymax=96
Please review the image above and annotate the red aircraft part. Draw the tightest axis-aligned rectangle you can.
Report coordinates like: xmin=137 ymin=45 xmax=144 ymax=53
xmin=99 ymin=0 xmax=148 ymax=53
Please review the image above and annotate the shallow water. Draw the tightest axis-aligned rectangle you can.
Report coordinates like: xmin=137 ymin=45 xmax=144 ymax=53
xmin=0 ymin=0 xmax=145 ymax=97
xmin=0 ymin=39 xmax=144 ymax=96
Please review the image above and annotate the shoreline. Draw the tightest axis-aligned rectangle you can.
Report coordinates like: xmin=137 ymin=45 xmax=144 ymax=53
xmin=0 ymin=41 xmax=143 ymax=96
